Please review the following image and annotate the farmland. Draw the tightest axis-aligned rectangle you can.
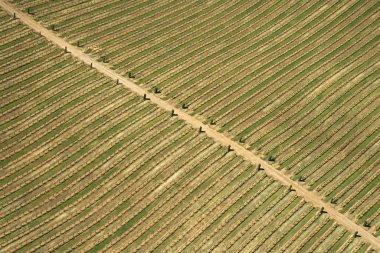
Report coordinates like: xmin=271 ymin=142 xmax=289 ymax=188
xmin=1 ymin=7 xmax=376 ymax=252
xmin=9 ymin=0 xmax=380 ymax=238
xmin=1 ymin=0 xmax=379 ymax=252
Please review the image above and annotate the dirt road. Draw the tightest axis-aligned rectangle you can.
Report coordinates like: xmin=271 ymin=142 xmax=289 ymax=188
xmin=1 ymin=0 xmax=378 ymax=250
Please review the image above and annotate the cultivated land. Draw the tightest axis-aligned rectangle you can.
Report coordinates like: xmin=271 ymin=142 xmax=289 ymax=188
xmin=9 ymin=0 xmax=379 ymax=237
xmin=0 ymin=0 xmax=379 ymax=252
xmin=1 ymin=7 xmax=375 ymax=252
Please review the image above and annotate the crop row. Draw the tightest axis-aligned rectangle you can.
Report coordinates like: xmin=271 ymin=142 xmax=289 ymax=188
xmin=1 ymin=4 xmax=376 ymax=252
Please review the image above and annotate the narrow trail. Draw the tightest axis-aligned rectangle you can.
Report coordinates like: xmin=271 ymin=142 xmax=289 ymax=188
xmin=1 ymin=0 xmax=379 ymax=250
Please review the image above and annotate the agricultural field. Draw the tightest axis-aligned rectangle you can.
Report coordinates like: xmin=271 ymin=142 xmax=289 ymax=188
xmin=10 ymin=0 xmax=380 ymax=237
xmin=1 ymin=7 xmax=376 ymax=252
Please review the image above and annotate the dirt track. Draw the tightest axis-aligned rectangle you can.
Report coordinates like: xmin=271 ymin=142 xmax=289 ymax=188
xmin=1 ymin=0 xmax=379 ymax=250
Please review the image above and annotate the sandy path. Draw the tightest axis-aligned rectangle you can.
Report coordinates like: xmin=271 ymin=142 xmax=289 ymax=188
xmin=1 ymin=0 xmax=379 ymax=250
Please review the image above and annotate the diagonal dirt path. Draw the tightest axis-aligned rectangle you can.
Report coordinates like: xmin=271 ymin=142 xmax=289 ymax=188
xmin=1 ymin=0 xmax=379 ymax=250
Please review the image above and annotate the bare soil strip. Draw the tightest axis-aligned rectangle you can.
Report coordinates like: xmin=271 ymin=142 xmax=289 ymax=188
xmin=1 ymin=0 xmax=378 ymax=250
